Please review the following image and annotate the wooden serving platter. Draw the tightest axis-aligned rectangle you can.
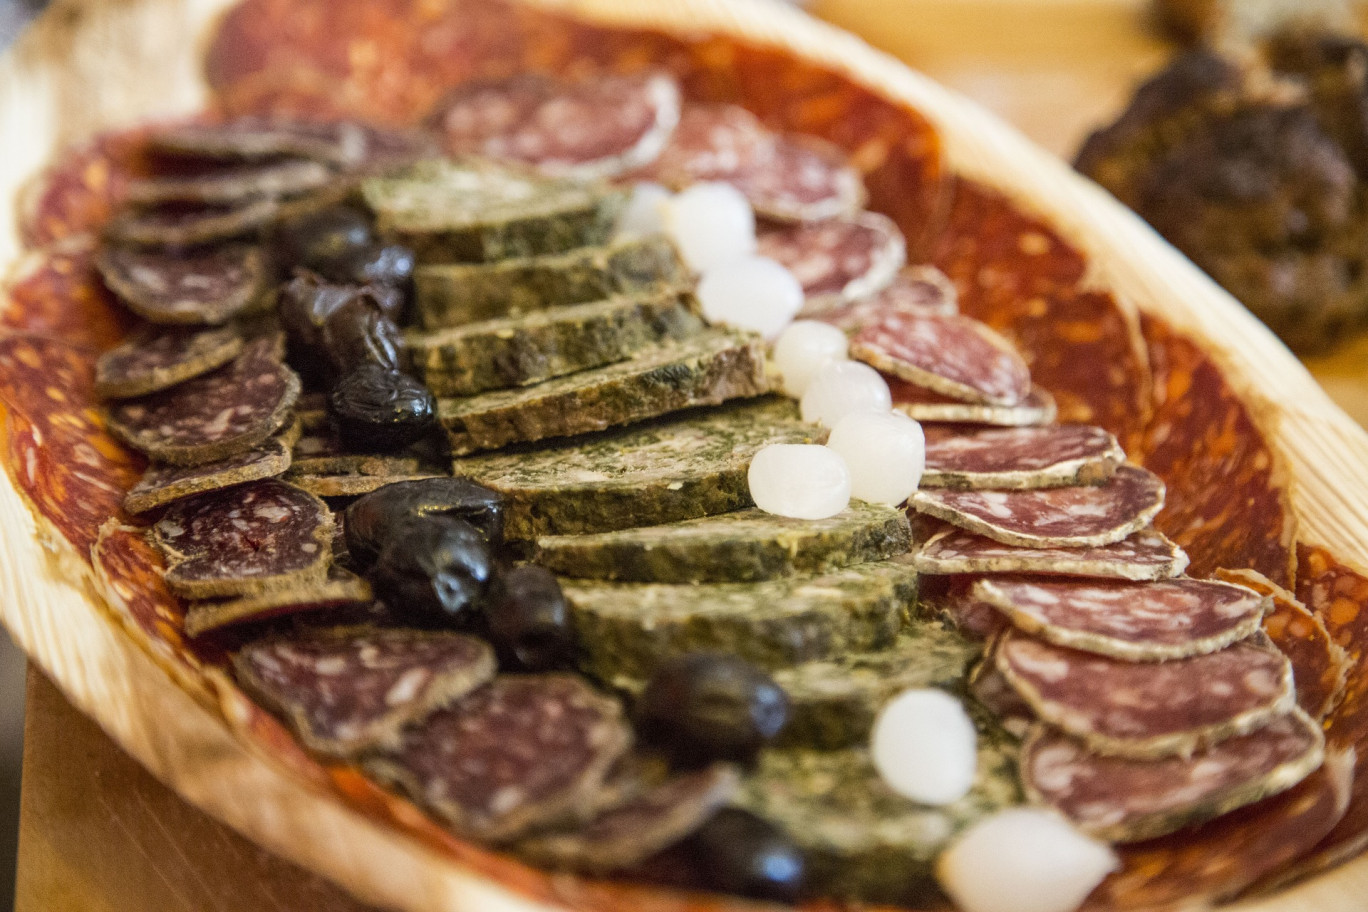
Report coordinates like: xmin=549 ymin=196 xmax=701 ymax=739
xmin=5 ymin=1 xmax=1368 ymax=911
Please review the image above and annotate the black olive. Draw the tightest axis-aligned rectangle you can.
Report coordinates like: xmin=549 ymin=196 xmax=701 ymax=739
xmin=329 ymin=363 xmax=437 ymax=451
xmin=634 ymin=652 xmax=789 ymax=768
xmin=344 ymin=478 xmax=506 ymax=567
xmin=274 ymin=205 xmax=374 ymax=274
xmin=685 ymin=808 xmax=806 ymax=904
xmin=370 ymin=515 xmax=494 ymax=626
xmin=321 ymin=294 xmax=402 ymax=373
xmin=486 ymin=565 xmax=575 ymax=671
xmin=279 ymin=273 xmax=352 ymax=352
xmin=331 ymin=241 xmax=416 ymax=290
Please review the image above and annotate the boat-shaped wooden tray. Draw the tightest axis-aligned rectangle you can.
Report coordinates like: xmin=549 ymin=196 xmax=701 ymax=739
xmin=3 ymin=0 xmax=1368 ymax=910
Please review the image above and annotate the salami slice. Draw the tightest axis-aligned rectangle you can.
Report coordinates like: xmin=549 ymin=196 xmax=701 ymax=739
xmin=233 ymin=627 xmax=495 ymax=756
xmin=517 ymin=765 xmax=737 ymax=872
xmin=968 ymin=657 xmax=1034 ymax=737
xmin=914 ymin=527 xmax=1190 ymax=581
xmin=431 ymin=72 xmax=681 ymax=180
xmin=645 ymin=103 xmax=865 ymax=222
xmin=184 ymin=566 xmax=373 ymax=636
xmin=851 ymin=312 xmax=1032 ymax=407
xmin=105 ymin=197 xmax=282 ymax=247
xmin=1216 ymin=568 xmax=1351 ymax=720
xmin=96 ymin=243 xmax=267 ymax=326
xmin=909 ymin=464 xmax=1165 ymax=548
xmin=973 ymin=576 xmax=1270 ymax=661
xmin=148 ymin=118 xmax=430 ymax=170
xmin=108 ymin=336 xmax=300 ymax=465
xmin=996 ymin=631 xmax=1295 ymax=759
xmin=154 ymin=479 xmax=334 ymax=599
xmin=921 ymin=424 xmax=1125 ymax=490
xmin=124 ymin=158 xmax=334 ymax=206
xmin=922 ymin=576 xmax=1009 ymax=640
xmin=755 ymin=212 xmax=904 ymax=309
xmin=892 ymin=382 xmax=1057 ymax=427
xmin=124 ymin=422 xmax=298 ymax=515
xmin=96 ymin=325 xmax=244 ymax=399
xmin=1021 ymin=709 xmax=1325 ymax=842
xmin=364 ymin=674 xmax=631 ymax=843
xmin=814 ymin=266 xmax=959 ymax=328
xmin=283 ymin=452 xmax=445 ymax=498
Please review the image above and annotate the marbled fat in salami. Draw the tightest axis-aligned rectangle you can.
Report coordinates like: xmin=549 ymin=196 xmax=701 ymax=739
xmin=108 ymin=336 xmax=299 ymax=465
xmin=644 ymin=103 xmax=864 ymax=222
xmin=755 ymin=212 xmax=904 ymax=309
xmin=815 ymin=266 xmax=959 ymax=329
xmin=233 ymin=627 xmax=495 ymax=756
xmin=910 ymin=464 xmax=1165 ymax=548
xmin=364 ymin=675 xmax=631 ymax=843
xmin=852 ymin=312 xmax=1032 ymax=406
xmin=921 ymin=424 xmax=1124 ymax=490
xmin=997 ymin=632 xmax=1294 ymax=758
xmin=96 ymin=242 xmax=267 ymax=325
xmin=431 ymin=73 xmax=681 ymax=180
xmin=1022 ymin=710 xmax=1325 ymax=842
xmin=124 ymin=158 xmax=334 ymax=206
xmin=893 ymin=381 xmax=1057 ymax=427
xmin=95 ymin=325 xmax=244 ymax=399
xmin=914 ymin=527 xmax=1190 ymax=581
xmin=974 ymin=576 xmax=1270 ymax=660
xmin=154 ymin=479 xmax=334 ymax=599
xmin=517 ymin=765 xmax=738 ymax=872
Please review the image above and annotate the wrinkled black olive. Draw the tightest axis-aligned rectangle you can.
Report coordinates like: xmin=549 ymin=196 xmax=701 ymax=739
xmin=274 ymin=205 xmax=374 ymax=273
xmin=370 ymin=515 xmax=494 ymax=625
xmin=486 ymin=565 xmax=575 ymax=671
xmin=685 ymin=808 xmax=806 ymax=904
xmin=634 ymin=652 xmax=789 ymax=768
xmin=329 ymin=363 xmax=437 ymax=451
xmin=279 ymin=273 xmax=353 ymax=352
xmin=344 ymin=478 xmax=506 ymax=567
xmin=321 ymin=294 xmax=402 ymax=373
xmin=331 ymin=241 xmax=416 ymax=291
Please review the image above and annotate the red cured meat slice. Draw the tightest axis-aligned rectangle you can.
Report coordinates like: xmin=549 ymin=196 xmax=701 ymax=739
xmin=914 ymin=527 xmax=1190 ymax=581
xmin=431 ymin=73 xmax=681 ymax=180
xmin=997 ymin=632 xmax=1295 ymax=759
xmin=909 ymin=464 xmax=1165 ymax=548
xmin=892 ymin=381 xmax=1057 ymax=427
xmin=922 ymin=576 xmax=1009 ymax=640
xmin=364 ymin=674 xmax=631 ymax=843
xmin=1022 ymin=710 xmax=1325 ymax=842
xmin=95 ymin=325 xmax=244 ymax=399
xmin=974 ymin=576 xmax=1270 ymax=661
xmin=921 ymin=424 xmax=1125 ymax=489
xmin=968 ymin=660 xmax=1034 ymax=736
xmin=851 ymin=311 xmax=1032 ymax=406
xmin=96 ymin=242 xmax=267 ymax=326
xmin=816 ymin=266 xmax=959 ymax=330
xmin=644 ymin=103 xmax=864 ymax=222
xmin=756 ymin=212 xmax=904 ymax=307
xmin=233 ymin=627 xmax=496 ymax=756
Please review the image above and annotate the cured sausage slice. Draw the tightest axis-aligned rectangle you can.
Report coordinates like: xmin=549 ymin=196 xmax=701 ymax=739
xmin=921 ymin=424 xmax=1125 ymax=490
xmin=755 ymin=212 xmax=904 ymax=309
xmin=124 ymin=426 xmax=296 ymax=515
xmin=968 ymin=657 xmax=1034 ymax=737
xmin=996 ymin=631 xmax=1295 ymax=758
xmin=184 ymin=567 xmax=373 ymax=636
xmin=645 ymin=103 xmax=864 ymax=222
xmin=815 ymin=266 xmax=959 ymax=329
xmin=105 ymin=197 xmax=283 ymax=247
xmin=909 ymin=464 xmax=1165 ymax=548
xmin=1022 ymin=709 xmax=1325 ymax=842
xmin=148 ymin=117 xmax=431 ymax=170
xmin=96 ymin=243 xmax=267 ymax=326
xmin=124 ymin=158 xmax=334 ymax=206
xmin=1216 ymin=568 xmax=1351 ymax=720
xmin=892 ymin=382 xmax=1057 ymax=427
xmin=108 ymin=336 xmax=300 ymax=465
xmin=517 ymin=765 xmax=737 ymax=872
xmin=851 ymin=311 xmax=1032 ymax=406
xmin=914 ymin=527 xmax=1190 ymax=581
xmin=364 ymin=674 xmax=631 ymax=843
xmin=974 ymin=576 xmax=1270 ymax=661
xmin=233 ymin=628 xmax=495 ymax=756
xmin=921 ymin=576 xmax=1009 ymax=640
xmin=96 ymin=325 xmax=245 ymax=399
xmin=154 ymin=479 xmax=334 ymax=599
xmin=430 ymin=73 xmax=681 ymax=180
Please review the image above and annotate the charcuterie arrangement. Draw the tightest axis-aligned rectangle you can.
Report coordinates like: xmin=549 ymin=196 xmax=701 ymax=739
xmin=5 ymin=1 xmax=1368 ymax=910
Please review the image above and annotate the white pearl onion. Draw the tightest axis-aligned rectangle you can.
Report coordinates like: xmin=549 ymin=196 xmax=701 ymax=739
xmin=936 ymin=808 xmax=1119 ymax=912
xmin=747 ymin=443 xmax=851 ymax=520
xmin=696 ymin=256 xmax=804 ymax=339
xmin=826 ymin=412 xmax=925 ymax=506
xmin=871 ymin=688 xmax=976 ymax=805
xmin=773 ymin=320 xmax=849 ymax=398
xmin=661 ymin=181 xmax=756 ymax=272
xmin=613 ymin=182 xmax=671 ymax=241
xmin=800 ymin=360 xmax=892 ymax=428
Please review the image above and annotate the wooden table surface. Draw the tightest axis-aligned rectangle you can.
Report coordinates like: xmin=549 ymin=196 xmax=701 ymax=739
xmin=15 ymin=2 xmax=1368 ymax=911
